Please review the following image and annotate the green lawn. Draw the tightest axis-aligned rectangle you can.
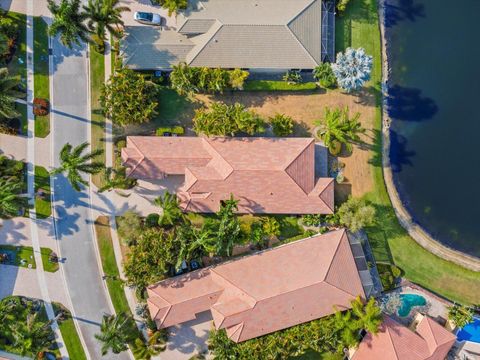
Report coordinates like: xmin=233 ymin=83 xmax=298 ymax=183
xmin=33 ymin=16 xmax=50 ymax=138
xmin=154 ymin=86 xmax=194 ymax=126
xmin=15 ymin=101 xmax=27 ymax=134
xmin=94 ymin=216 xmax=131 ymax=315
xmin=0 ymin=245 xmax=59 ymax=272
xmin=338 ymin=0 xmax=480 ymax=304
xmin=53 ymin=303 xmax=88 ymax=360
xmin=244 ymin=80 xmax=318 ymax=91
xmin=89 ymin=44 xmax=106 ymax=188
xmin=6 ymin=12 xmax=27 ymax=86
xmin=34 ymin=165 xmax=51 ymax=219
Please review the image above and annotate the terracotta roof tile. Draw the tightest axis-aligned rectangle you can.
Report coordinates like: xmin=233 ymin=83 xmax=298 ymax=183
xmin=147 ymin=230 xmax=365 ymax=342
xmin=123 ymin=136 xmax=334 ymax=214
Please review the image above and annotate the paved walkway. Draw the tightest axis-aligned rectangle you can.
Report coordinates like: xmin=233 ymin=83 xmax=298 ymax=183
xmin=0 ymin=134 xmax=51 ymax=168
xmin=25 ymin=1 xmax=68 ymax=356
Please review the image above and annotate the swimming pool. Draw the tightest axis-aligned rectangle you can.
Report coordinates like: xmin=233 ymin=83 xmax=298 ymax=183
xmin=397 ymin=294 xmax=427 ymax=317
xmin=457 ymin=317 xmax=480 ymax=343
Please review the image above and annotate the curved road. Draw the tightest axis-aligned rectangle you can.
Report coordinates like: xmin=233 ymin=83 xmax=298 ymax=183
xmin=50 ymin=35 xmax=129 ymax=359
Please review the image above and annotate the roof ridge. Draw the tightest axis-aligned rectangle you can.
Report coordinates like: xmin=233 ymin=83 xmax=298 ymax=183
xmin=323 ymin=229 xmax=347 ymax=281
xmin=125 ymin=138 xmax=146 ymax=177
xmin=211 ymin=268 xmax=258 ymax=304
xmin=186 ymin=20 xmax=223 ymax=65
xmin=284 ymin=139 xmax=315 ymax=195
xmin=286 ymin=0 xmax=317 ymax=24
xmin=385 ymin=325 xmax=402 ymax=360
xmin=316 ymin=178 xmax=335 ymax=212
xmin=203 ymin=138 xmax=234 ymax=178
xmin=284 ymin=22 xmax=318 ymax=66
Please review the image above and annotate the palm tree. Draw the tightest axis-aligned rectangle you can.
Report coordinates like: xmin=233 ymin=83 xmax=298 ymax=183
xmin=83 ymin=0 xmax=130 ymax=42
xmin=95 ymin=313 xmax=136 ymax=355
xmin=48 ymin=0 xmax=90 ymax=48
xmin=351 ymin=297 xmax=382 ymax=334
xmin=9 ymin=313 xmax=56 ymax=357
xmin=132 ymin=331 xmax=166 ymax=359
xmin=0 ymin=67 xmax=23 ymax=119
xmin=154 ymin=191 xmax=183 ymax=226
xmin=51 ymin=142 xmax=104 ymax=191
xmin=0 ymin=178 xmax=27 ymax=218
xmin=98 ymin=166 xmax=134 ymax=193
xmin=316 ymin=107 xmax=364 ymax=155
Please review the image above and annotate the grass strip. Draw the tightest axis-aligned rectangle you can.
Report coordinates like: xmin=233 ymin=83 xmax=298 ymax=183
xmin=94 ymin=216 xmax=130 ymax=314
xmin=6 ymin=12 xmax=27 ymax=85
xmin=40 ymin=247 xmax=58 ymax=273
xmin=338 ymin=0 xmax=480 ymax=304
xmin=89 ymin=44 xmax=106 ymax=188
xmin=33 ymin=17 xmax=50 ymax=138
xmin=53 ymin=303 xmax=88 ymax=360
xmin=34 ymin=165 xmax=51 ymax=219
xmin=0 ymin=244 xmax=36 ymax=268
xmin=244 ymin=80 xmax=317 ymax=91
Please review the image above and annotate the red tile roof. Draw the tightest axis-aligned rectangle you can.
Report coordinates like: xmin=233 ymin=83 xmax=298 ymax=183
xmin=147 ymin=229 xmax=365 ymax=342
xmin=122 ymin=136 xmax=334 ymax=214
xmin=352 ymin=316 xmax=456 ymax=360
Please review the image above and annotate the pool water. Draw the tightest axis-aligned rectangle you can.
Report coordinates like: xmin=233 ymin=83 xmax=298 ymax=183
xmin=457 ymin=318 xmax=480 ymax=343
xmin=397 ymin=294 xmax=427 ymax=317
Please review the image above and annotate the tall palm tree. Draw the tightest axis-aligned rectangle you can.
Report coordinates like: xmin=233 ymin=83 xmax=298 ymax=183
xmin=351 ymin=297 xmax=382 ymax=334
xmin=83 ymin=0 xmax=130 ymax=42
xmin=48 ymin=0 xmax=90 ymax=48
xmin=95 ymin=313 xmax=136 ymax=355
xmin=9 ymin=313 xmax=56 ymax=357
xmin=0 ymin=178 xmax=27 ymax=218
xmin=132 ymin=331 xmax=166 ymax=359
xmin=154 ymin=191 xmax=183 ymax=226
xmin=98 ymin=166 xmax=134 ymax=193
xmin=316 ymin=106 xmax=364 ymax=155
xmin=51 ymin=142 xmax=103 ymax=191
xmin=0 ymin=67 xmax=23 ymax=119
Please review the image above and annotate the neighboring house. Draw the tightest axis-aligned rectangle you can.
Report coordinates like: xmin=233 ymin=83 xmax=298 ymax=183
xmin=121 ymin=0 xmax=335 ymax=71
xmin=147 ymin=229 xmax=366 ymax=342
xmin=121 ymin=136 xmax=334 ymax=214
xmin=351 ymin=315 xmax=456 ymax=360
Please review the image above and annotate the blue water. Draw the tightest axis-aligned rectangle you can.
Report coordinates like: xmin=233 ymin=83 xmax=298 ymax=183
xmin=397 ymin=294 xmax=426 ymax=317
xmin=457 ymin=317 xmax=480 ymax=343
xmin=387 ymin=0 xmax=480 ymax=257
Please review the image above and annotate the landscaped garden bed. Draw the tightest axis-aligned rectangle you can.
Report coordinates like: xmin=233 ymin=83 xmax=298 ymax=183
xmin=0 ymin=244 xmax=59 ymax=272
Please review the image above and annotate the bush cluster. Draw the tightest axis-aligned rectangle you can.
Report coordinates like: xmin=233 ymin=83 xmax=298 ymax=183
xmin=155 ymin=126 xmax=184 ymax=136
xmin=313 ymin=63 xmax=337 ymax=89
xmin=33 ymin=98 xmax=50 ymax=116
xmin=0 ymin=10 xmax=19 ymax=62
xmin=170 ymin=63 xmax=249 ymax=95
xmin=193 ymin=102 xmax=265 ymax=136
xmin=269 ymin=114 xmax=294 ymax=136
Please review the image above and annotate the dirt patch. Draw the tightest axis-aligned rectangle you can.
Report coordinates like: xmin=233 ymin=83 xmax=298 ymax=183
xmin=197 ymin=89 xmax=377 ymax=199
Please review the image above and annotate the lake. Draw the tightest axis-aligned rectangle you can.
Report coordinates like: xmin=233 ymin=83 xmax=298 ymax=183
xmin=386 ymin=0 xmax=480 ymax=257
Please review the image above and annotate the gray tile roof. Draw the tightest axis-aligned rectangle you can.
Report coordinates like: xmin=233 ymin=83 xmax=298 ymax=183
xmin=122 ymin=0 xmax=324 ymax=70
xmin=121 ymin=27 xmax=194 ymax=70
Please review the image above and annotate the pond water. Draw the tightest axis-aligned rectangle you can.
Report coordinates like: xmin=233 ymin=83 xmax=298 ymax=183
xmin=386 ymin=0 xmax=480 ymax=257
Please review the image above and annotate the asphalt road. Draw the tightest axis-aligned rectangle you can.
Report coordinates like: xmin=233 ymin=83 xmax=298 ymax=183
xmin=50 ymin=36 xmax=129 ymax=360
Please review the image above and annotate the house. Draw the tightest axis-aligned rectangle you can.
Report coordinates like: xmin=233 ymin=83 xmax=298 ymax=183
xmin=147 ymin=229 xmax=366 ymax=342
xmin=121 ymin=0 xmax=336 ymax=71
xmin=351 ymin=315 xmax=456 ymax=360
xmin=121 ymin=136 xmax=334 ymax=214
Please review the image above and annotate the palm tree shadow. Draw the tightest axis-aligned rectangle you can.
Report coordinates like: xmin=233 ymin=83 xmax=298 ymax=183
xmin=385 ymin=0 xmax=426 ymax=28
xmin=388 ymin=129 xmax=415 ymax=173
xmin=387 ymin=85 xmax=438 ymax=122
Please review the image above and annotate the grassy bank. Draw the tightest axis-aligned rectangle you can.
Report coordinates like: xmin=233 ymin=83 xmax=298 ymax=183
xmin=338 ymin=0 xmax=480 ymax=304
xmin=94 ymin=216 xmax=130 ymax=314
xmin=34 ymin=165 xmax=51 ymax=219
xmin=33 ymin=17 xmax=50 ymax=138
xmin=89 ymin=45 xmax=106 ymax=188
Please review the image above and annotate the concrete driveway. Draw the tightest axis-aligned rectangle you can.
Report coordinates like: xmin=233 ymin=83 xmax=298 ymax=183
xmin=119 ymin=0 xmax=178 ymax=28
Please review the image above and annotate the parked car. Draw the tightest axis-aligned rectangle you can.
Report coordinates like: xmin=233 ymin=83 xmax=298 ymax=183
xmin=134 ymin=12 xmax=162 ymax=26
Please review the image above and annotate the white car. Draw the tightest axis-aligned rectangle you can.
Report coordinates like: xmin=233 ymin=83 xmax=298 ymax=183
xmin=134 ymin=12 xmax=162 ymax=26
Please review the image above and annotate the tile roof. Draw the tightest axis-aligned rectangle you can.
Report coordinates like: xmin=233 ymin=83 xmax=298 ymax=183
xmin=352 ymin=316 xmax=456 ymax=360
xmin=147 ymin=229 xmax=365 ymax=342
xmin=123 ymin=0 xmax=324 ymax=70
xmin=121 ymin=136 xmax=334 ymax=214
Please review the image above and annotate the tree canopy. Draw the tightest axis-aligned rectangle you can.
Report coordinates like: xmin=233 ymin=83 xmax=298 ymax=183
xmin=448 ymin=303 xmax=474 ymax=328
xmin=95 ymin=313 xmax=137 ymax=355
xmin=337 ymin=196 xmax=376 ymax=233
xmin=332 ymin=47 xmax=372 ymax=92
xmin=269 ymin=113 xmax=294 ymax=137
xmin=101 ymin=67 xmax=159 ymax=126
xmin=47 ymin=0 xmax=90 ymax=48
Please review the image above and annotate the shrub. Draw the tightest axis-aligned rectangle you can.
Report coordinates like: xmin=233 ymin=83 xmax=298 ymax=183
xmin=150 ymin=0 xmax=187 ymax=16
xmin=33 ymin=98 xmax=50 ymax=116
xmin=337 ymin=197 xmax=375 ymax=233
xmin=101 ymin=67 xmax=159 ymax=126
xmin=301 ymin=214 xmax=322 ymax=227
xmin=313 ymin=63 xmax=337 ymax=89
xmin=391 ymin=265 xmax=402 ymax=278
xmin=170 ymin=63 xmax=249 ymax=95
xmin=282 ymin=70 xmax=302 ymax=84
xmin=117 ymin=211 xmax=143 ymax=246
xmin=193 ymin=102 xmax=265 ymax=136
xmin=336 ymin=0 xmax=352 ymax=13
xmin=269 ymin=114 xmax=294 ymax=137
xmin=91 ymin=34 xmax=105 ymax=54
xmin=145 ymin=213 xmax=160 ymax=228
xmin=448 ymin=303 xmax=474 ymax=328
xmin=155 ymin=126 xmax=184 ymax=136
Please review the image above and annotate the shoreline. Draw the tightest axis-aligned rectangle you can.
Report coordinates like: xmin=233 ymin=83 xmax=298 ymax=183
xmin=377 ymin=0 xmax=480 ymax=272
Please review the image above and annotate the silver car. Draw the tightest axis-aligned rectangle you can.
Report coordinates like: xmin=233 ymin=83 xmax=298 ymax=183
xmin=133 ymin=11 xmax=162 ymax=26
